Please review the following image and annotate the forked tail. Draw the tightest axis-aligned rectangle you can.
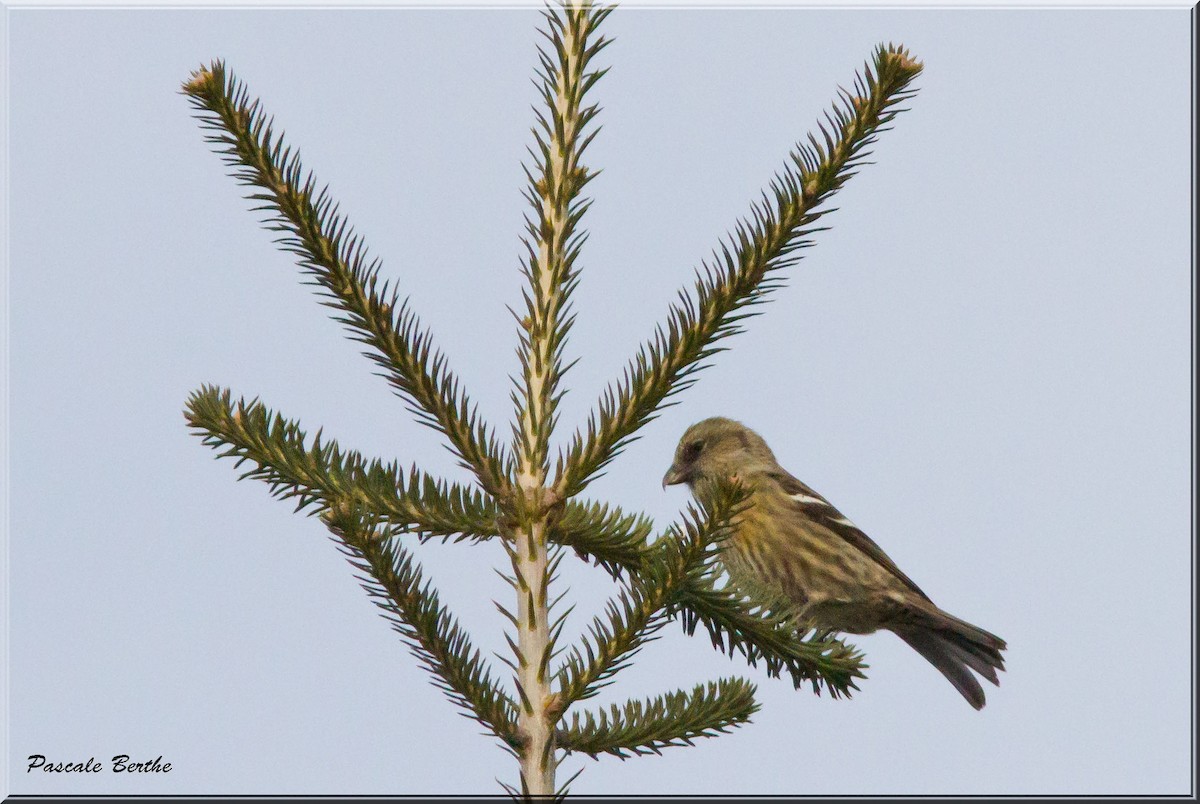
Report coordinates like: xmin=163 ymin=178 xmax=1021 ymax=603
xmin=895 ymin=605 xmax=1007 ymax=710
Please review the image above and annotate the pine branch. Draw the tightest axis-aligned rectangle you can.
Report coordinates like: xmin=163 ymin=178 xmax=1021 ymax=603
xmin=184 ymin=385 xmax=496 ymax=540
xmin=185 ymin=380 xmax=856 ymax=696
xmin=553 ymin=484 xmax=747 ymax=708
xmin=551 ymin=499 xmax=654 ymax=574
xmin=181 ymin=62 xmax=511 ymax=497
xmin=552 ymin=580 xmax=666 ymax=708
xmin=511 ymin=1 xmax=612 ymax=477
xmin=672 ymin=575 xmax=866 ymax=698
xmin=505 ymin=5 xmax=616 ymax=795
xmin=554 ymin=45 xmax=924 ymax=497
xmin=557 ymin=678 xmax=758 ymax=759
xmin=323 ymin=503 xmax=520 ymax=750
xmin=186 ymin=382 xmax=654 ymax=554
xmin=555 ymin=495 xmax=867 ymax=698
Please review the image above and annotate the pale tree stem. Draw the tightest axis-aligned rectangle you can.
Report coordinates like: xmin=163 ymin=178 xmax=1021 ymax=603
xmin=514 ymin=338 xmax=555 ymax=798
xmin=513 ymin=516 xmax=554 ymax=796
xmin=510 ymin=4 xmax=594 ymax=796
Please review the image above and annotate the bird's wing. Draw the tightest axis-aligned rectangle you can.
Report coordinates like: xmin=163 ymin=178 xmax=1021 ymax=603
xmin=766 ymin=470 xmax=932 ymax=602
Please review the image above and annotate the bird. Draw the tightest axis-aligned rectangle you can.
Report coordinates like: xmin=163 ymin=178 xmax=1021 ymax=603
xmin=663 ymin=416 xmax=1006 ymax=710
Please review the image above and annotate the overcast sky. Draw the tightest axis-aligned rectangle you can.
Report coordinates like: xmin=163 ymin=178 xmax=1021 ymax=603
xmin=4 ymin=3 xmax=1193 ymax=797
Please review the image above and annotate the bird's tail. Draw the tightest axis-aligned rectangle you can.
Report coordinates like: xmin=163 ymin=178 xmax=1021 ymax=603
xmin=894 ymin=605 xmax=1006 ymax=711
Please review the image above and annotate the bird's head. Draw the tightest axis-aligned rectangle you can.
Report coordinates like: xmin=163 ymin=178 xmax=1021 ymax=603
xmin=662 ymin=417 xmax=778 ymax=491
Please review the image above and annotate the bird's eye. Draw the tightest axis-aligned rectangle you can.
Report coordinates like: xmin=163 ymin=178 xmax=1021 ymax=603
xmin=684 ymin=439 xmax=704 ymax=460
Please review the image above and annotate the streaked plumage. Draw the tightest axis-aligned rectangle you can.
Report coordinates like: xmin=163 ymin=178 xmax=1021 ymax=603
xmin=663 ymin=416 xmax=1006 ymax=710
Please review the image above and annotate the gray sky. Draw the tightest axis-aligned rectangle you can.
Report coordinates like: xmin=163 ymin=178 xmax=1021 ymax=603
xmin=4 ymin=3 xmax=1193 ymax=797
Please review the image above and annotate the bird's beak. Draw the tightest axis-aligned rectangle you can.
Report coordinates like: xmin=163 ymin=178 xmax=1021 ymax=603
xmin=662 ymin=464 xmax=689 ymax=489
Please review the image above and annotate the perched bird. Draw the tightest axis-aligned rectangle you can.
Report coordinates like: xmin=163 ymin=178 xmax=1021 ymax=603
xmin=663 ymin=416 xmax=1006 ymax=710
